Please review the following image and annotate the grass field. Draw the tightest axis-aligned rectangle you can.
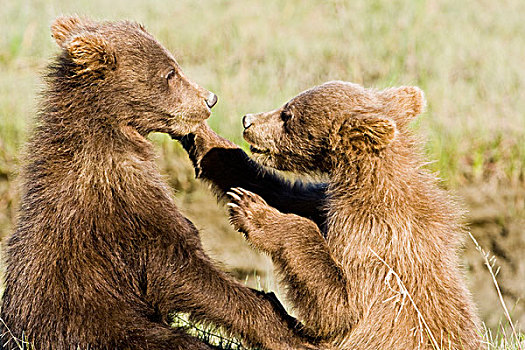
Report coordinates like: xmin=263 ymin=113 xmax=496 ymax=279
xmin=1 ymin=0 xmax=524 ymax=348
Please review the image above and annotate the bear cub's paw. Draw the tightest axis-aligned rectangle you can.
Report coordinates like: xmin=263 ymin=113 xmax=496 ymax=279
xmin=227 ymin=187 xmax=282 ymax=253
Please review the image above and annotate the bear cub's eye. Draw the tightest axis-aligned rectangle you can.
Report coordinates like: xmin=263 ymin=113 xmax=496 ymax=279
xmin=280 ymin=110 xmax=293 ymax=122
xmin=165 ymin=69 xmax=175 ymax=81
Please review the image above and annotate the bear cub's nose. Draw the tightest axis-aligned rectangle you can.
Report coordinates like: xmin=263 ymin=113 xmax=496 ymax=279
xmin=206 ymin=93 xmax=218 ymax=109
xmin=243 ymin=114 xmax=254 ymax=129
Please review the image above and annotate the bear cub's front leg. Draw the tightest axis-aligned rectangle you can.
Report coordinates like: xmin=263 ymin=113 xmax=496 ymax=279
xmin=227 ymin=187 xmax=297 ymax=254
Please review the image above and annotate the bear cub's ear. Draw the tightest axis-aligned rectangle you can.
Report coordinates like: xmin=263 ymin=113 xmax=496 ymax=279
xmin=337 ymin=116 xmax=397 ymax=153
xmin=51 ymin=16 xmax=116 ymax=75
xmin=381 ymin=86 xmax=426 ymax=122
xmin=65 ymin=33 xmax=116 ymax=75
xmin=51 ymin=16 xmax=88 ymax=48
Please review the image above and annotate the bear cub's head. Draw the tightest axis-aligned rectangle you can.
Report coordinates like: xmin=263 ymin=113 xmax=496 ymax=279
xmin=242 ymin=81 xmax=425 ymax=173
xmin=50 ymin=16 xmax=217 ymax=137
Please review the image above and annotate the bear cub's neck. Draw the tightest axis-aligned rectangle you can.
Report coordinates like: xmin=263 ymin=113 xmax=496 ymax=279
xmin=329 ymin=146 xmax=419 ymax=205
xmin=326 ymin=141 xmax=456 ymax=247
xmin=26 ymin=71 xmax=160 ymax=210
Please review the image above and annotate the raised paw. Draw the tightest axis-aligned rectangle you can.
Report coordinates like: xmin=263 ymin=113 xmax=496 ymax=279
xmin=226 ymin=188 xmax=281 ymax=253
xmin=226 ymin=187 xmax=268 ymax=233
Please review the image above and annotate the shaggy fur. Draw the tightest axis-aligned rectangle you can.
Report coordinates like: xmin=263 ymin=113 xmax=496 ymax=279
xmin=179 ymin=82 xmax=481 ymax=349
xmin=0 ymin=17 xmax=313 ymax=350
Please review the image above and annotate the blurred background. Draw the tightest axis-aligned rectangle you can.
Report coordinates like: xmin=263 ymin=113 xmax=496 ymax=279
xmin=1 ymin=0 xmax=524 ymax=338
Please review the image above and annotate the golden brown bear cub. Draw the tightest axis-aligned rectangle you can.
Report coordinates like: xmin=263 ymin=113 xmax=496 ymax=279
xmin=0 ymin=17 xmax=314 ymax=350
xmin=180 ymin=81 xmax=481 ymax=349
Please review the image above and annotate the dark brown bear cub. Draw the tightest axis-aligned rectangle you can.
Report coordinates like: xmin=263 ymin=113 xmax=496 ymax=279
xmin=179 ymin=82 xmax=481 ymax=349
xmin=0 ymin=16 xmax=312 ymax=350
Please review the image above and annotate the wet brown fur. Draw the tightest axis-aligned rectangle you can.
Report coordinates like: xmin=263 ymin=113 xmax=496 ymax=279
xmin=181 ymin=82 xmax=481 ymax=349
xmin=0 ymin=16 xmax=313 ymax=350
